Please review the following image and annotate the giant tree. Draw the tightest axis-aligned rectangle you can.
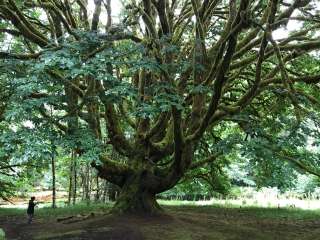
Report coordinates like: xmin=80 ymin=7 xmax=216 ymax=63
xmin=1 ymin=0 xmax=320 ymax=214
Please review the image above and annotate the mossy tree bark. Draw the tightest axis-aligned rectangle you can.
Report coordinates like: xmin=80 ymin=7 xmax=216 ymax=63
xmin=111 ymin=173 xmax=162 ymax=215
xmin=95 ymin=144 xmax=194 ymax=215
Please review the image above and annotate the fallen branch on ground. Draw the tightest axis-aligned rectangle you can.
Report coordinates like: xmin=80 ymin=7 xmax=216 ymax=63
xmin=57 ymin=213 xmax=95 ymax=224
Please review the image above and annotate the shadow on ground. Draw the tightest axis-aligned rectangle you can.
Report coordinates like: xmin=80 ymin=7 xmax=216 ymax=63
xmin=1 ymin=206 xmax=320 ymax=240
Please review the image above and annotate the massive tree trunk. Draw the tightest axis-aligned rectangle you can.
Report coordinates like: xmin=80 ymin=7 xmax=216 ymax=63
xmin=95 ymin=145 xmax=194 ymax=215
xmin=111 ymin=173 xmax=162 ymax=215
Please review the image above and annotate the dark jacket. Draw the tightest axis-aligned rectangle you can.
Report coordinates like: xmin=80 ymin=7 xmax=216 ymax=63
xmin=27 ymin=200 xmax=36 ymax=214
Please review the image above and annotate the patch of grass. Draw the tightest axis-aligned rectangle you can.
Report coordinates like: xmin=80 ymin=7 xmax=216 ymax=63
xmin=237 ymin=206 xmax=320 ymax=220
xmin=158 ymin=200 xmax=197 ymax=206
xmin=36 ymin=202 xmax=112 ymax=218
xmin=162 ymin=200 xmax=320 ymax=220
xmin=2 ymin=200 xmax=320 ymax=221
xmin=0 ymin=202 xmax=112 ymax=219
xmin=0 ymin=207 xmax=25 ymax=217
xmin=209 ymin=202 xmax=320 ymax=220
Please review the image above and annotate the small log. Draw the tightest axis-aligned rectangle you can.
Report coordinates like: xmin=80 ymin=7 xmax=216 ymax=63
xmin=57 ymin=216 xmax=74 ymax=222
xmin=58 ymin=213 xmax=95 ymax=224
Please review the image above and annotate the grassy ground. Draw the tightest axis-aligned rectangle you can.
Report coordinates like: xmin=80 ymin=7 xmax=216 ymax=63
xmin=1 ymin=201 xmax=320 ymax=240
xmin=159 ymin=199 xmax=320 ymax=220
xmin=0 ymin=202 xmax=112 ymax=218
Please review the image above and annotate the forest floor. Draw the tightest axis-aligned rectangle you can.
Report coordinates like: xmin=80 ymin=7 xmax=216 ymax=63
xmin=1 ymin=202 xmax=320 ymax=240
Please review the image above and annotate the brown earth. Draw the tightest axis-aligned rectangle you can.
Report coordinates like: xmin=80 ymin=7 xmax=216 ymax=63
xmin=1 ymin=206 xmax=320 ymax=240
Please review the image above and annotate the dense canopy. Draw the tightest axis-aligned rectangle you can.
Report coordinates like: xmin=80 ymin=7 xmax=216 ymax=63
xmin=1 ymin=0 xmax=320 ymax=214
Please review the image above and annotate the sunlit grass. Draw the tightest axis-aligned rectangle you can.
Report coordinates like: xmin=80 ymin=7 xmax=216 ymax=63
xmin=2 ymin=200 xmax=320 ymax=221
xmin=158 ymin=199 xmax=197 ymax=206
xmin=237 ymin=206 xmax=320 ymax=220
xmin=0 ymin=202 xmax=112 ymax=218
xmin=162 ymin=200 xmax=320 ymax=220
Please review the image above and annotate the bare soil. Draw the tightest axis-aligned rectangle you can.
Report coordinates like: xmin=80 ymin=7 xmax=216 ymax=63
xmin=1 ymin=205 xmax=320 ymax=240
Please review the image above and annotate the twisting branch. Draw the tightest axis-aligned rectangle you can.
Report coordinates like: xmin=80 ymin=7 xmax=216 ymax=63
xmin=188 ymin=0 xmax=251 ymax=143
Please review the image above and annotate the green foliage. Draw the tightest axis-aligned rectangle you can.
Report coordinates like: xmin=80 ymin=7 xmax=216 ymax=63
xmin=294 ymin=174 xmax=320 ymax=194
xmin=0 ymin=176 xmax=15 ymax=200
xmin=1 ymin=1 xmax=320 ymax=203
xmin=238 ymin=112 xmax=320 ymax=190
xmin=0 ymin=228 xmax=5 ymax=240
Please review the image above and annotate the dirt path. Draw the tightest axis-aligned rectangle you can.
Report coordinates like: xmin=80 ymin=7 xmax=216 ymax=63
xmin=1 ymin=206 xmax=320 ymax=240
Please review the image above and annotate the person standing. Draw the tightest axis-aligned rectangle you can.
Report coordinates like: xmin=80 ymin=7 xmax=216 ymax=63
xmin=27 ymin=197 xmax=37 ymax=224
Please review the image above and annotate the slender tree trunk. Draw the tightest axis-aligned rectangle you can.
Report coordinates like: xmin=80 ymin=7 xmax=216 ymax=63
xmin=95 ymin=174 xmax=100 ymax=202
xmin=68 ymin=155 xmax=73 ymax=205
xmin=82 ymin=166 xmax=88 ymax=201
xmin=51 ymin=144 xmax=56 ymax=209
xmin=80 ymin=168 xmax=86 ymax=201
xmin=49 ymin=106 xmax=57 ymax=209
xmin=89 ymin=168 xmax=94 ymax=200
xmin=72 ymin=152 xmax=77 ymax=205
xmin=102 ymin=180 xmax=108 ymax=202
xmin=108 ymin=183 xmax=118 ymax=202
xmin=85 ymin=163 xmax=91 ymax=204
